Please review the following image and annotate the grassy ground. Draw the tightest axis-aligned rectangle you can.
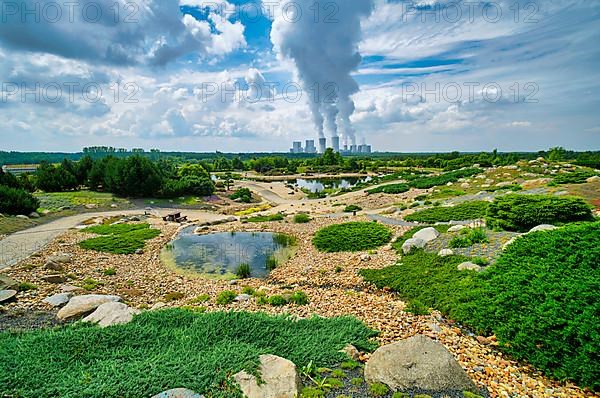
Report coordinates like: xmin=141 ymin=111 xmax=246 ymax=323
xmin=35 ymin=191 xmax=130 ymax=213
xmin=0 ymin=310 xmax=377 ymax=398
xmin=0 ymin=216 xmax=37 ymax=235
xmin=313 ymin=222 xmax=392 ymax=253
xmin=79 ymin=223 xmax=161 ymax=254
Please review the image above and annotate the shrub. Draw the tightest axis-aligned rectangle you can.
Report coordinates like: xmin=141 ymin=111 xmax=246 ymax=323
xmin=0 ymin=185 xmax=40 ymax=215
xmin=288 ymin=291 xmax=309 ymax=305
xmin=410 ymin=168 xmax=481 ymax=189
xmin=343 ymin=204 xmax=362 ymax=213
xmin=229 ymin=188 xmax=252 ymax=203
xmin=103 ymin=268 xmax=116 ymax=276
xmin=293 ymin=213 xmax=311 ymax=223
xmin=0 ymin=310 xmax=378 ymax=397
xmin=164 ymin=292 xmax=184 ymax=302
xmin=82 ymin=278 xmax=102 ymax=291
xmin=189 ymin=294 xmax=210 ymax=304
xmin=367 ymin=183 xmax=410 ymax=194
xmin=553 ymin=170 xmax=597 ymax=184
xmin=241 ymin=287 xmax=255 ymax=296
xmin=17 ymin=282 xmax=37 ymax=292
xmin=313 ymin=222 xmax=392 ymax=253
xmin=404 ymin=201 xmax=489 ymax=223
xmin=268 ymin=295 xmax=288 ymax=306
xmin=448 ymin=228 xmax=489 ymax=248
xmin=361 ymin=222 xmax=600 ymax=389
xmin=216 ymin=290 xmax=237 ymax=305
xmin=369 ymin=382 xmax=389 ymax=396
xmin=247 ymin=213 xmax=285 ymax=223
xmin=486 ymin=194 xmax=593 ymax=231
xmin=236 ymin=263 xmax=251 ymax=279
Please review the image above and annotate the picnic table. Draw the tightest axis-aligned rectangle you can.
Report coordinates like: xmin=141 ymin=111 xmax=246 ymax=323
xmin=162 ymin=212 xmax=188 ymax=223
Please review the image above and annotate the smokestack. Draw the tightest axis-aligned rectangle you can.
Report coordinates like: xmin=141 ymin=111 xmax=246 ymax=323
xmin=319 ymin=138 xmax=327 ymax=154
xmin=332 ymin=136 xmax=340 ymax=153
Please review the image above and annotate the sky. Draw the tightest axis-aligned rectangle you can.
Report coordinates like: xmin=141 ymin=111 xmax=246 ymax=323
xmin=0 ymin=0 xmax=599 ymax=153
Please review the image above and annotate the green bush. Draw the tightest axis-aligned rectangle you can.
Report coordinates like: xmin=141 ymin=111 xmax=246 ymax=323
xmin=236 ymin=263 xmax=251 ymax=279
xmin=366 ymin=183 xmax=410 ymax=194
xmin=288 ymin=291 xmax=309 ymax=305
xmin=79 ymin=224 xmax=160 ymax=254
xmin=247 ymin=213 xmax=285 ymax=223
xmin=268 ymin=295 xmax=288 ymax=306
xmin=361 ymin=222 xmax=600 ymax=389
xmin=448 ymin=228 xmax=489 ymax=248
xmin=404 ymin=201 xmax=489 ymax=223
xmin=0 ymin=310 xmax=378 ymax=397
xmin=293 ymin=213 xmax=311 ymax=223
xmin=313 ymin=222 xmax=392 ymax=253
xmin=229 ymin=188 xmax=253 ymax=203
xmin=343 ymin=204 xmax=362 ymax=213
xmin=0 ymin=185 xmax=40 ymax=215
xmin=216 ymin=290 xmax=237 ymax=305
xmin=486 ymin=194 xmax=593 ymax=231
xmin=553 ymin=170 xmax=597 ymax=184
xmin=410 ymin=168 xmax=481 ymax=189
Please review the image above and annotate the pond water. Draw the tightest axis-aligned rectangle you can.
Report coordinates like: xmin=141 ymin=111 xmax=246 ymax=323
xmin=291 ymin=177 xmax=372 ymax=193
xmin=162 ymin=227 xmax=295 ymax=279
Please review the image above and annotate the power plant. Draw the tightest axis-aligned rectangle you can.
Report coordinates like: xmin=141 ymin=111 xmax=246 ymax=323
xmin=290 ymin=138 xmax=372 ymax=154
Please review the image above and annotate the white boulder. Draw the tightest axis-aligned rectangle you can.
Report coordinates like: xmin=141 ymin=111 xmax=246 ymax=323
xmin=413 ymin=227 xmax=440 ymax=243
xmin=234 ymin=355 xmax=301 ymax=398
xmin=82 ymin=302 xmax=140 ymax=327
xmin=401 ymin=238 xmax=426 ymax=254
xmin=57 ymin=294 xmax=122 ymax=320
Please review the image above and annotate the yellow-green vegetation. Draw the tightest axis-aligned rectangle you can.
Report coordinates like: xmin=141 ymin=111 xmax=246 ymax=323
xmin=366 ymin=183 xmax=410 ymax=194
xmin=216 ymin=290 xmax=237 ymax=305
xmin=189 ymin=294 xmax=210 ymax=304
xmin=313 ymin=222 xmax=392 ymax=253
xmin=79 ymin=223 xmax=161 ymax=254
xmin=35 ymin=191 xmax=129 ymax=213
xmin=102 ymin=268 xmax=116 ymax=276
xmin=164 ymin=292 xmax=185 ymax=302
xmin=16 ymin=282 xmax=37 ymax=292
xmin=235 ymin=204 xmax=272 ymax=216
xmin=449 ymin=227 xmax=489 ymax=248
xmin=82 ymin=278 xmax=102 ymax=291
xmin=369 ymin=382 xmax=389 ymax=396
xmin=0 ymin=216 xmax=37 ymax=235
xmin=361 ymin=222 xmax=600 ymax=389
xmin=246 ymin=213 xmax=285 ymax=222
xmin=293 ymin=213 xmax=311 ymax=223
xmin=235 ymin=263 xmax=251 ymax=279
xmin=0 ymin=310 xmax=377 ymax=397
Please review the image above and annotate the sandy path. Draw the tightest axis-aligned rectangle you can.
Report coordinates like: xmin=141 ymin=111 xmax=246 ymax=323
xmin=0 ymin=208 xmax=227 ymax=270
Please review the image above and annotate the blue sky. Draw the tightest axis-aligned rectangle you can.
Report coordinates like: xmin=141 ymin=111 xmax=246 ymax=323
xmin=0 ymin=0 xmax=599 ymax=152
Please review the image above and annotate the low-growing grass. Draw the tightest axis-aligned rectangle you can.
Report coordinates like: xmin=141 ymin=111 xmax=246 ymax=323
xmin=361 ymin=222 xmax=600 ymax=389
xmin=553 ymin=169 xmax=597 ymax=184
xmin=79 ymin=223 xmax=161 ymax=254
xmin=313 ymin=222 xmax=392 ymax=253
xmin=0 ymin=310 xmax=378 ymax=397
xmin=246 ymin=213 xmax=285 ymax=223
xmin=293 ymin=213 xmax=311 ymax=223
xmin=404 ymin=201 xmax=489 ymax=223
xmin=366 ymin=183 xmax=410 ymax=195
xmin=448 ymin=228 xmax=489 ymax=248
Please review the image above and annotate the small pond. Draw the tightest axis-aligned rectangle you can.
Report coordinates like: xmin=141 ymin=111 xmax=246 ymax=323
xmin=162 ymin=227 xmax=295 ymax=279
xmin=291 ymin=177 xmax=372 ymax=193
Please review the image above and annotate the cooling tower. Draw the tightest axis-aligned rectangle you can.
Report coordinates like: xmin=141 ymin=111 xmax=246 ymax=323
xmin=318 ymin=138 xmax=327 ymax=154
xmin=331 ymin=136 xmax=340 ymax=153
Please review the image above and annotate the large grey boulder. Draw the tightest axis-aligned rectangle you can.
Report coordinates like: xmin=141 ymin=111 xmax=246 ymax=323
xmin=528 ymin=224 xmax=557 ymax=233
xmin=151 ymin=388 xmax=203 ymax=398
xmin=82 ymin=302 xmax=140 ymax=327
xmin=401 ymin=238 xmax=426 ymax=254
xmin=48 ymin=254 xmax=73 ymax=264
xmin=43 ymin=292 xmax=73 ymax=307
xmin=57 ymin=294 xmax=122 ymax=320
xmin=413 ymin=227 xmax=440 ymax=243
xmin=0 ymin=290 xmax=17 ymax=303
xmin=364 ymin=335 xmax=478 ymax=393
xmin=234 ymin=354 xmax=301 ymax=398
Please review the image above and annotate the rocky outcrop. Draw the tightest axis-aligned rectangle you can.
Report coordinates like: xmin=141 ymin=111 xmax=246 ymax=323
xmin=364 ymin=335 xmax=478 ymax=393
xmin=82 ymin=302 xmax=140 ymax=327
xmin=234 ymin=354 xmax=301 ymax=398
xmin=57 ymin=294 xmax=122 ymax=320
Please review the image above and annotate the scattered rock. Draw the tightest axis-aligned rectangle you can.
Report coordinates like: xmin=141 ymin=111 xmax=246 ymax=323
xmin=28 ymin=212 xmax=40 ymax=218
xmin=360 ymin=253 xmax=371 ymax=262
xmin=448 ymin=225 xmax=466 ymax=233
xmin=135 ymin=249 xmax=144 ymax=255
xmin=110 ymin=204 xmax=118 ymax=208
xmin=60 ymin=284 xmax=80 ymax=292
xmin=84 ymin=204 xmax=98 ymax=209
xmin=401 ymin=238 xmax=426 ymax=254
xmin=364 ymin=335 xmax=478 ymax=393
xmin=0 ymin=290 xmax=17 ymax=303
xmin=229 ymin=280 xmax=238 ymax=286
xmin=48 ymin=254 xmax=73 ymax=264
xmin=528 ymin=224 xmax=558 ymax=233
xmin=413 ymin=227 xmax=440 ymax=243
xmin=44 ymin=261 xmax=64 ymax=271
xmin=438 ymin=249 xmax=454 ymax=257
xmin=457 ymin=262 xmax=482 ymax=272
xmin=42 ymin=293 xmax=73 ymax=307
xmin=495 ymin=181 xmax=514 ymax=188
xmin=82 ymin=302 xmax=140 ymax=327
xmin=234 ymin=354 xmax=301 ymax=398
xmin=340 ymin=344 xmax=361 ymax=360
xmin=586 ymin=175 xmax=600 ymax=183
xmin=235 ymin=294 xmax=252 ymax=302
xmin=151 ymin=302 xmax=166 ymax=310
xmin=16 ymin=215 xmax=29 ymax=220
xmin=151 ymin=388 xmax=203 ymax=398
xmin=460 ymin=183 xmax=470 ymax=189
xmin=57 ymin=294 xmax=122 ymax=320
xmin=428 ymin=323 xmax=442 ymax=333
xmin=41 ymin=274 xmax=68 ymax=284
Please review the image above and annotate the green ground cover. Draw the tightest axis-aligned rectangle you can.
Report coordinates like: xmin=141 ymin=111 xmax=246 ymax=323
xmin=79 ymin=223 xmax=160 ymax=254
xmin=246 ymin=213 xmax=285 ymax=222
xmin=313 ymin=222 xmax=392 ymax=253
xmin=404 ymin=201 xmax=489 ymax=223
xmin=35 ymin=191 xmax=129 ymax=212
xmin=366 ymin=183 xmax=410 ymax=195
xmin=409 ymin=168 xmax=482 ymax=189
xmin=361 ymin=222 xmax=600 ymax=389
xmin=0 ymin=310 xmax=377 ymax=398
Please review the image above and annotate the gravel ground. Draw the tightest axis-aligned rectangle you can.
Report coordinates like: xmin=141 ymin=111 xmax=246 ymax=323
xmin=1 ymin=215 xmax=597 ymax=398
xmin=0 ymin=307 xmax=62 ymax=332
